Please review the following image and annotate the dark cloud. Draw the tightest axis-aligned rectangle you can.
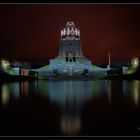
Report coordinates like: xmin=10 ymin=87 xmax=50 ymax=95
xmin=0 ymin=4 xmax=140 ymax=64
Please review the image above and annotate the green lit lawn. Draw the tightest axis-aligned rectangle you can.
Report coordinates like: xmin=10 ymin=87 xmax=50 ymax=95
xmin=126 ymin=66 xmax=137 ymax=74
xmin=38 ymin=65 xmax=50 ymax=70
xmin=92 ymin=65 xmax=103 ymax=70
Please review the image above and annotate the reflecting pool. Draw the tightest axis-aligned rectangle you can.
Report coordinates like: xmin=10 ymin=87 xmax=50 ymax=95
xmin=0 ymin=80 xmax=139 ymax=136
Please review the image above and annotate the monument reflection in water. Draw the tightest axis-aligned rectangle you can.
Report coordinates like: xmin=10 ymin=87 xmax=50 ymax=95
xmin=33 ymin=80 xmax=108 ymax=134
xmin=0 ymin=80 xmax=140 ymax=135
xmin=48 ymin=80 xmax=104 ymax=134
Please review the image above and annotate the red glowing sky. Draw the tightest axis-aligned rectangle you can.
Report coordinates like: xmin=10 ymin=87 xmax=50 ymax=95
xmin=0 ymin=4 xmax=140 ymax=65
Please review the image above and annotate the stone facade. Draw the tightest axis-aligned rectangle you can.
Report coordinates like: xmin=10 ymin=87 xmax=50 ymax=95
xmin=49 ymin=22 xmax=93 ymax=75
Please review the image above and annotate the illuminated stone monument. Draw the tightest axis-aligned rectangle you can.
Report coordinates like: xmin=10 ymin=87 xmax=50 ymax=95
xmin=34 ymin=21 xmax=109 ymax=79
xmin=49 ymin=22 xmax=93 ymax=77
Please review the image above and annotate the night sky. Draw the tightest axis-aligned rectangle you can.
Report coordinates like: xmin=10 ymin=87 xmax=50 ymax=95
xmin=0 ymin=4 xmax=140 ymax=65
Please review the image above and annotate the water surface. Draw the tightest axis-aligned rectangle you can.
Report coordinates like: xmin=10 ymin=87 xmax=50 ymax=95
xmin=0 ymin=80 xmax=140 ymax=136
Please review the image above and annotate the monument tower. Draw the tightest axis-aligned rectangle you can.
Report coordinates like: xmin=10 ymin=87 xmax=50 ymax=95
xmin=49 ymin=22 xmax=93 ymax=76
xmin=32 ymin=21 xmax=109 ymax=79
xmin=58 ymin=21 xmax=83 ymax=61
